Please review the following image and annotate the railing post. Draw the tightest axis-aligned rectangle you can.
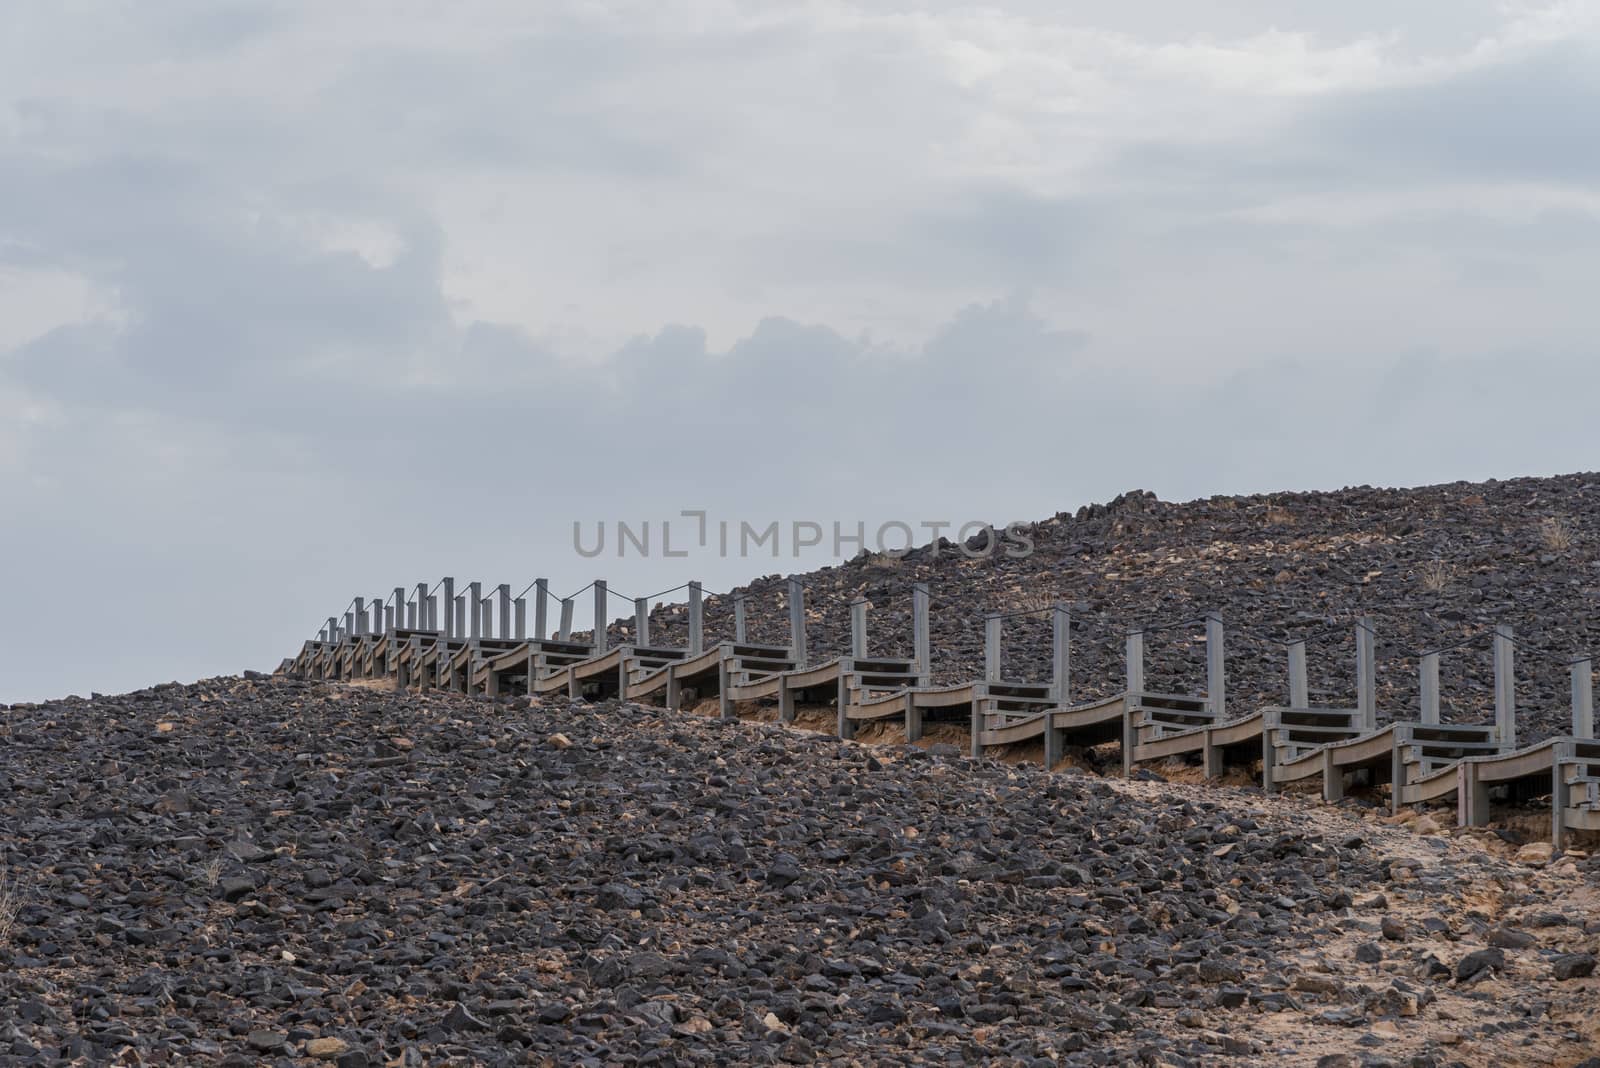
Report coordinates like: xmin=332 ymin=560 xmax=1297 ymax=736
xmin=425 ymin=595 xmax=437 ymax=632
xmin=1356 ymin=618 xmax=1376 ymax=731
xmin=1123 ymin=628 xmax=1144 ymax=780
xmin=635 ymin=597 xmax=650 ymax=648
xmin=354 ymin=598 xmax=366 ymax=637
xmin=913 ymin=583 xmax=931 ymax=685
xmin=1494 ymin=624 xmax=1515 ymax=749
xmin=326 ymin=617 xmax=338 ymax=644
xmin=497 ymin=584 xmax=511 ymax=640
xmin=393 ymin=587 xmax=405 ymax=630
xmin=788 ymin=578 xmax=806 ymax=667
xmin=384 ymin=604 xmax=395 ymax=632
xmin=1574 ymin=657 xmax=1594 ymax=740
xmin=442 ymin=578 xmax=455 ymax=639
xmin=534 ymin=579 xmax=549 ymax=640
xmin=514 ymin=597 xmax=527 ymax=640
xmin=468 ymin=582 xmax=483 ymax=640
xmin=1288 ymin=640 xmax=1308 ymax=709
xmin=454 ymin=595 xmax=466 ymax=639
xmin=1421 ymin=652 xmax=1440 ymax=725
xmin=985 ymin=615 xmax=1002 ymax=683
xmin=850 ymin=599 xmax=868 ymax=659
xmin=734 ymin=592 xmax=747 ymax=644
xmin=344 ymin=611 xmax=355 ymax=639
xmin=1126 ymin=628 xmax=1145 ymax=696
xmin=1206 ymin=613 xmax=1225 ymax=720
xmin=688 ymin=581 xmax=704 ymax=654
xmin=593 ymin=581 xmax=608 ymax=653
xmin=1051 ymin=605 xmax=1071 ymax=706
xmin=414 ymin=583 xmax=428 ymax=629
xmin=558 ymin=597 xmax=574 ymax=642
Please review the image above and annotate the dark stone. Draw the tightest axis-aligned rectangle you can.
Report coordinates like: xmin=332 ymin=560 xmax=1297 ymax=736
xmin=1552 ymin=953 xmax=1596 ymax=981
xmin=1456 ymin=948 xmax=1506 ymax=981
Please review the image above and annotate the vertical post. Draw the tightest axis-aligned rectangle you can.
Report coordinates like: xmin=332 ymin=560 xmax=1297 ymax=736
xmin=635 ymin=597 xmax=650 ymax=648
xmin=913 ymin=583 xmax=931 ymax=685
xmin=1552 ymin=746 xmax=1570 ymax=850
xmin=453 ymin=596 xmax=466 ymax=640
xmin=384 ymin=605 xmax=395 ymax=632
xmin=593 ymin=581 xmax=608 ymax=653
xmin=1459 ymin=761 xmax=1490 ymax=828
xmin=688 ymin=581 xmax=704 ymax=655
xmin=1126 ymin=629 xmax=1145 ymax=696
xmin=734 ymin=593 xmax=747 ymax=644
xmin=906 ymin=694 xmax=923 ymax=743
xmin=373 ymin=601 xmax=383 ymax=636
xmin=497 ymin=584 xmax=511 ymax=639
xmin=1356 ymin=618 xmax=1376 ymax=731
xmin=1573 ymin=658 xmax=1594 ymax=739
xmin=534 ymin=579 xmax=549 ymax=641
xmin=1205 ymin=613 xmax=1225 ymax=720
xmin=1494 ymin=624 xmax=1515 ymax=749
xmin=442 ymin=578 xmax=455 ymax=640
xmin=1288 ymin=641 xmax=1309 ymax=709
xmin=558 ymin=598 xmax=574 ymax=641
xmin=415 ymin=583 xmax=428 ymax=628
xmin=468 ymin=582 xmax=482 ymax=640
xmin=425 ymin=595 xmax=437 ymax=632
xmin=1322 ymin=745 xmax=1343 ymax=802
xmin=354 ymin=598 xmax=366 ymax=637
xmin=1420 ymin=652 xmax=1440 ymax=725
xmin=788 ymin=578 xmax=806 ymax=668
xmin=344 ymin=612 xmax=354 ymax=640
xmin=393 ymin=588 xmax=405 ymax=630
xmin=851 ymin=600 xmax=868 ymax=660
xmin=985 ymin=615 xmax=1002 ymax=683
xmin=1051 ymin=605 xmax=1071 ymax=706
xmin=326 ymin=617 xmax=338 ymax=644
xmin=1123 ymin=629 xmax=1144 ymax=779
xmin=777 ymin=676 xmax=794 ymax=724
xmin=836 ymin=674 xmax=853 ymax=740
xmin=514 ymin=597 xmax=527 ymax=640
xmin=406 ymin=599 xmax=417 ymax=629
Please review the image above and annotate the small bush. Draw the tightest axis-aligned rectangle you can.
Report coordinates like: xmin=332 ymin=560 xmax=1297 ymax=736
xmin=1008 ymin=591 xmax=1058 ymax=619
xmin=1540 ymin=517 xmax=1573 ymax=553
xmin=0 ymin=869 xmax=21 ymax=945
xmin=1419 ymin=560 xmax=1453 ymax=593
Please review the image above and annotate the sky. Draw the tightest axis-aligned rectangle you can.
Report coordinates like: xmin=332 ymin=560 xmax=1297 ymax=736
xmin=3 ymin=1 xmax=1599 ymax=702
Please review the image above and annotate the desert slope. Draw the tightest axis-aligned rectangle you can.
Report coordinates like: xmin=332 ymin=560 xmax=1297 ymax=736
xmin=634 ymin=474 xmax=1600 ymax=744
xmin=0 ymin=677 xmax=1597 ymax=1065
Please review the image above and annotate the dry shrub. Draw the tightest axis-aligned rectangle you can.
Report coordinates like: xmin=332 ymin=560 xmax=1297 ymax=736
xmin=0 ymin=869 xmax=20 ymax=945
xmin=1419 ymin=560 xmax=1454 ymax=593
xmin=1540 ymin=516 xmax=1574 ymax=553
xmin=1008 ymin=591 xmax=1058 ymax=619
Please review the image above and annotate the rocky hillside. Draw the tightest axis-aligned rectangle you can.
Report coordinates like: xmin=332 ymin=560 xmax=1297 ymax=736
xmin=632 ymin=473 xmax=1600 ymax=743
xmin=0 ymin=678 xmax=1596 ymax=1065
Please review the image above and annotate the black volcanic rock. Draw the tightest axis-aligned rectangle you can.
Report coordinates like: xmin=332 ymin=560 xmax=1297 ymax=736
xmin=627 ymin=474 xmax=1600 ymax=744
xmin=0 ymin=676 xmax=1594 ymax=1064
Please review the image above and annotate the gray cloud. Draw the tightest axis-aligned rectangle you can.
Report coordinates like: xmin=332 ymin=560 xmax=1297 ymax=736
xmin=4 ymin=3 xmax=1600 ymax=702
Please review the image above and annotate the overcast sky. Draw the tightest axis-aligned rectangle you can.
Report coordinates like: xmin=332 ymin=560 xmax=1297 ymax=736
xmin=3 ymin=1 xmax=1599 ymax=702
